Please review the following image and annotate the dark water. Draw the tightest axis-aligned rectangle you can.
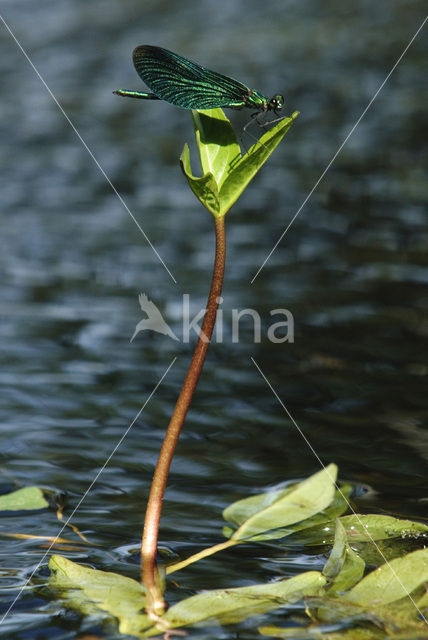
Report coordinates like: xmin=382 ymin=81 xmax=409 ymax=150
xmin=0 ymin=1 xmax=427 ymax=637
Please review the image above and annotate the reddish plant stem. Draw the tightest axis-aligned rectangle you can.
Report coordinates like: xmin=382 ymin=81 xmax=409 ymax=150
xmin=142 ymin=215 xmax=226 ymax=616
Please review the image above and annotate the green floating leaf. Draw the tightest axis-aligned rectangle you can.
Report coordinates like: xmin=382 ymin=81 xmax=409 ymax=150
xmin=168 ymin=480 xmax=351 ymax=575
xmin=323 ymin=519 xmax=365 ymax=594
xmin=146 ymin=571 xmax=326 ymax=635
xmin=49 ymin=555 xmax=152 ymax=636
xmin=223 ymin=464 xmax=338 ymax=542
xmin=343 ymin=547 xmax=428 ymax=607
xmin=180 ymin=108 xmax=298 ymax=217
xmin=49 ymin=556 xmax=326 ymax=638
xmin=295 ymin=514 xmax=428 ymax=547
xmin=348 ymin=537 xmax=421 ymax=568
xmin=0 ymin=486 xmax=49 ymax=511
xmin=341 ymin=514 xmax=428 ymax=544
xmin=283 ymin=483 xmax=353 ymax=541
xmin=308 ymin=549 xmax=428 ymax=635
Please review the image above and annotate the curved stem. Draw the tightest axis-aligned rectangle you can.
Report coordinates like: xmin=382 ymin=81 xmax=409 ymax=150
xmin=142 ymin=215 xmax=226 ymax=617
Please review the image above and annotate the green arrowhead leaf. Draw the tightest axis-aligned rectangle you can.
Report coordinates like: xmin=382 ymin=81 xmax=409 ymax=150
xmin=323 ymin=519 xmax=365 ymax=593
xmin=0 ymin=486 xmax=49 ymax=511
xmin=223 ymin=463 xmax=338 ymax=542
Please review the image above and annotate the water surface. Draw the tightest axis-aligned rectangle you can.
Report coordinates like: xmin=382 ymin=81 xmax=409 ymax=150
xmin=0 ymin=1 xmax=427 ymax=637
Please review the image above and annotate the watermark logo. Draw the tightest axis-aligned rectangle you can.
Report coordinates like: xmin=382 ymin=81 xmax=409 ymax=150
xmin=130 ymin=294 xmax=180 ymax=342
xmin=131 ymin=293 xmax=294 ymax=344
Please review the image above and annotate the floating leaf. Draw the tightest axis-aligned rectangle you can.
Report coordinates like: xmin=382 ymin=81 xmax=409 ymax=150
xmin=49 ymin=556 xmax=326 ymax=637
xmin=224 ymin=486 xmax=295 ymax=529
xmin=0 ymin=486 xmax=49 ymax=511
xmin=343 ymin=547 xmax=428 ymax=607
xmin=341 ymin=515 xmax=428 ymax=544
xmin=168 ymin=479 xmax=351 ymax=575
xmin=146 ymin=571 xmax=326 ymax=635
xmin=348 ymin=537 xmax=422 ymax=568
xmin=295 ymin=514 xmax=428 ymax=547
xmin=223 ymin=464 xmax=338 ymax=542
xmin=304 ymin=549 xmax=428 ymax=636
xmin=283 ymin=483 xmax=353 ymax=541
xmin=323 ymin=520 xmax=365 ymax=593
xmin=49 ymin=555 xmax=151 ymax=636
xmin=259 ymin=530 xmax=428 ymax=637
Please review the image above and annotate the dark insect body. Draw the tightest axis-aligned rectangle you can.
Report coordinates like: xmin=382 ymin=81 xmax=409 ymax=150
xmin=114 ymin=45 xmax=284 ymax=116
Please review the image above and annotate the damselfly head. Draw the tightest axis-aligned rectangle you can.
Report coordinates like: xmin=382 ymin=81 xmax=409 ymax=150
xmin=268 ymin=95 xmax=284 ymax=112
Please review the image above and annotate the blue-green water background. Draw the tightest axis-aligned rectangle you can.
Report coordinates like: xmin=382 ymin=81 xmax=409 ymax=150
xmin=0 ymin=1 xmax=427 ymax=638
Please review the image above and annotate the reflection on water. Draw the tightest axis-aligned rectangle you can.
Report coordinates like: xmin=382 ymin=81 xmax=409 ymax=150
xmin=0 ymin=0 xmax=427 ymax=637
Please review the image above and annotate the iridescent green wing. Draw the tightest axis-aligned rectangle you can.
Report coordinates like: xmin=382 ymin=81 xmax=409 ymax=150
xmin=132 ymin=45 xmax=250 ymax=110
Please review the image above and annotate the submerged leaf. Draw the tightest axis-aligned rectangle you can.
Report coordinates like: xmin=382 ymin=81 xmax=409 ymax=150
xmin=0 ymin=486 xmax=49 ymax=511
xmin=223 ymin=464 xmax=338 ymax=542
